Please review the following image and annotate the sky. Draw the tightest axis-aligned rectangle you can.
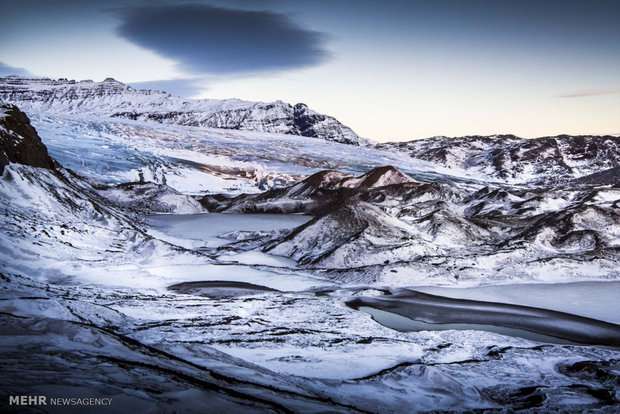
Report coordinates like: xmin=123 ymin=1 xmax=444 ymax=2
xmin=0 ymin=0 xmax=618 ymax=141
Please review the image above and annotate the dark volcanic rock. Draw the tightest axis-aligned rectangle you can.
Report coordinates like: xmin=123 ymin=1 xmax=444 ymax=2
xmin=0 ymin=103 xmax=56 ymax=173
xmin=201 ymin=166 xmax=418 ymax=214
xmin=95 ymin=181 xmax=205 ymax=214
xmin=573 ymin=166 xmax=620 ymax=187
xmin=291 ymin=103 xmax=363 ymax=145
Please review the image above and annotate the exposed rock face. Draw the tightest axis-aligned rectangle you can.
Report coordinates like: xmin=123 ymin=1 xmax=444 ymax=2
xmin=291 ymin=103 xmax=362 ymax=145
xmin=0 ymin=76 xmax=369 ymax=145
xmin=0 ymin=103 xmax=56 ymax=173
xmin=378 ymin=134 xmax=620 ymax=184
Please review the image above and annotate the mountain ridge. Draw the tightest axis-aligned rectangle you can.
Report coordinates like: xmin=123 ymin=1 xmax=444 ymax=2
xmin=0 ymin=75 xmax=369 ymax=146
xmin=379 ymin=134 xmax=620 ymax=184
xmin=212 ymin=164 xmax=620 ymax=284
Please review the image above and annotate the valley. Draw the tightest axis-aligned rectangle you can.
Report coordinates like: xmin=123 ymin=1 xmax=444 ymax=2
xmin=0 ymin=77 xmax=618 ymax=412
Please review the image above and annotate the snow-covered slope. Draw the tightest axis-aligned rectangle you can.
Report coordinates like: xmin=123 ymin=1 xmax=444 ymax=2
xmin=0 ymin=76 xmax=369 ymax=145
xmin=214 ymin=165 xmax=620 ymax=285
xmin=378 ymin=134 xmax=620 ymax=184
xmin=0 ymin=102 xmax=203 ymax=280
xmin=95 ymin=181 xmax=205 ymax=214
xmin=0 ymin=107 xmax=164 ymax=279
xmin=2 ymin=101 xmax=619 ymax=412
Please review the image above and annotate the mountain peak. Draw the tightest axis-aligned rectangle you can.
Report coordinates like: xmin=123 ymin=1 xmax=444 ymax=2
xmin=340 ymin=165 xmax=415 ymax=188
xmin=299 ymin=166 xmax=414 ymax=191
xmin=354 ymin=165 xmax=414 ymax=188
xmin=101 ymin=77 xmax=126 ymax=85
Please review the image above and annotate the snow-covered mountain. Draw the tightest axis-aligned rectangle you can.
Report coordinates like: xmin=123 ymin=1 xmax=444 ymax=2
xmin=378 ymin=134 xmax=620 ymax=184
xmin=0 ymin=76 xmax=369 ymax=145
xmin=211 ymin=164 xmax=619 ymax=285
xmin=2 ymin=98 xmax=620 ymax=412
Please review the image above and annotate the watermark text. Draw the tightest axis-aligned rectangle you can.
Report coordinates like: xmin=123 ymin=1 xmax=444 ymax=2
xmin=9 ymin=395 xmax=113 ymax=406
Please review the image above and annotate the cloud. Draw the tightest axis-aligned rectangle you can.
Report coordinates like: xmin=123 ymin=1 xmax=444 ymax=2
xmin=557 ymin=88 xmax=620 ymax=98
xmin=0 ymin=61 xmax=32 ymax=77
xmin=127 ymin=78 xmax=207 ymax=98
xmin=114 ymin=4 xmax=329 ymax=75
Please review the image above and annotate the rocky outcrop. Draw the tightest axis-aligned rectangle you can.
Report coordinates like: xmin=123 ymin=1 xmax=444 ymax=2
xmin=0 ymin=103 xmax=56 ymax=173
xmin=95 ymin=181 xmax=206 ymax=214
xmin=291 ymin=103 xmax=362 ymax=145
xmin=573 ymin=166 xmax=620 ymax=187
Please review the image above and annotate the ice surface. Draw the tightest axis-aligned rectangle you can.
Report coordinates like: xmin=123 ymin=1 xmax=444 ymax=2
xmin=143 ymin=213 xmax=312 ymax=248
xmin=414 ymin=281 xmax=620 ymax=324
xmin=347 ymin=291 xmax=620 ymax=346
xmin=30 ymin=115 xmax=471 ymax=195
xmin=218 ymin=250 xmax=298 ymax=267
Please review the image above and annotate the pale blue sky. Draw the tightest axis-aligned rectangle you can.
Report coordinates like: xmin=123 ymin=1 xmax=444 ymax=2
xmin=1 ymin=0 xmax=618 ymax=140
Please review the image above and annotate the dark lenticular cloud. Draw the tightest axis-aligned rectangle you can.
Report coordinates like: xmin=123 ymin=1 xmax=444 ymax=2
xmin=115 ymin=4 xmax=329 ymax=74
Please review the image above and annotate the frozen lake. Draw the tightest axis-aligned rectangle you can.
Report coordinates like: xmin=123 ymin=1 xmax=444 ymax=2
xmin=143 ymin=212 xmax=313 ymax=249
xmin=349 ymin=289 xmax=620 ymax=347
xmin=115 ymin=212 xmax=329 ymax=292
